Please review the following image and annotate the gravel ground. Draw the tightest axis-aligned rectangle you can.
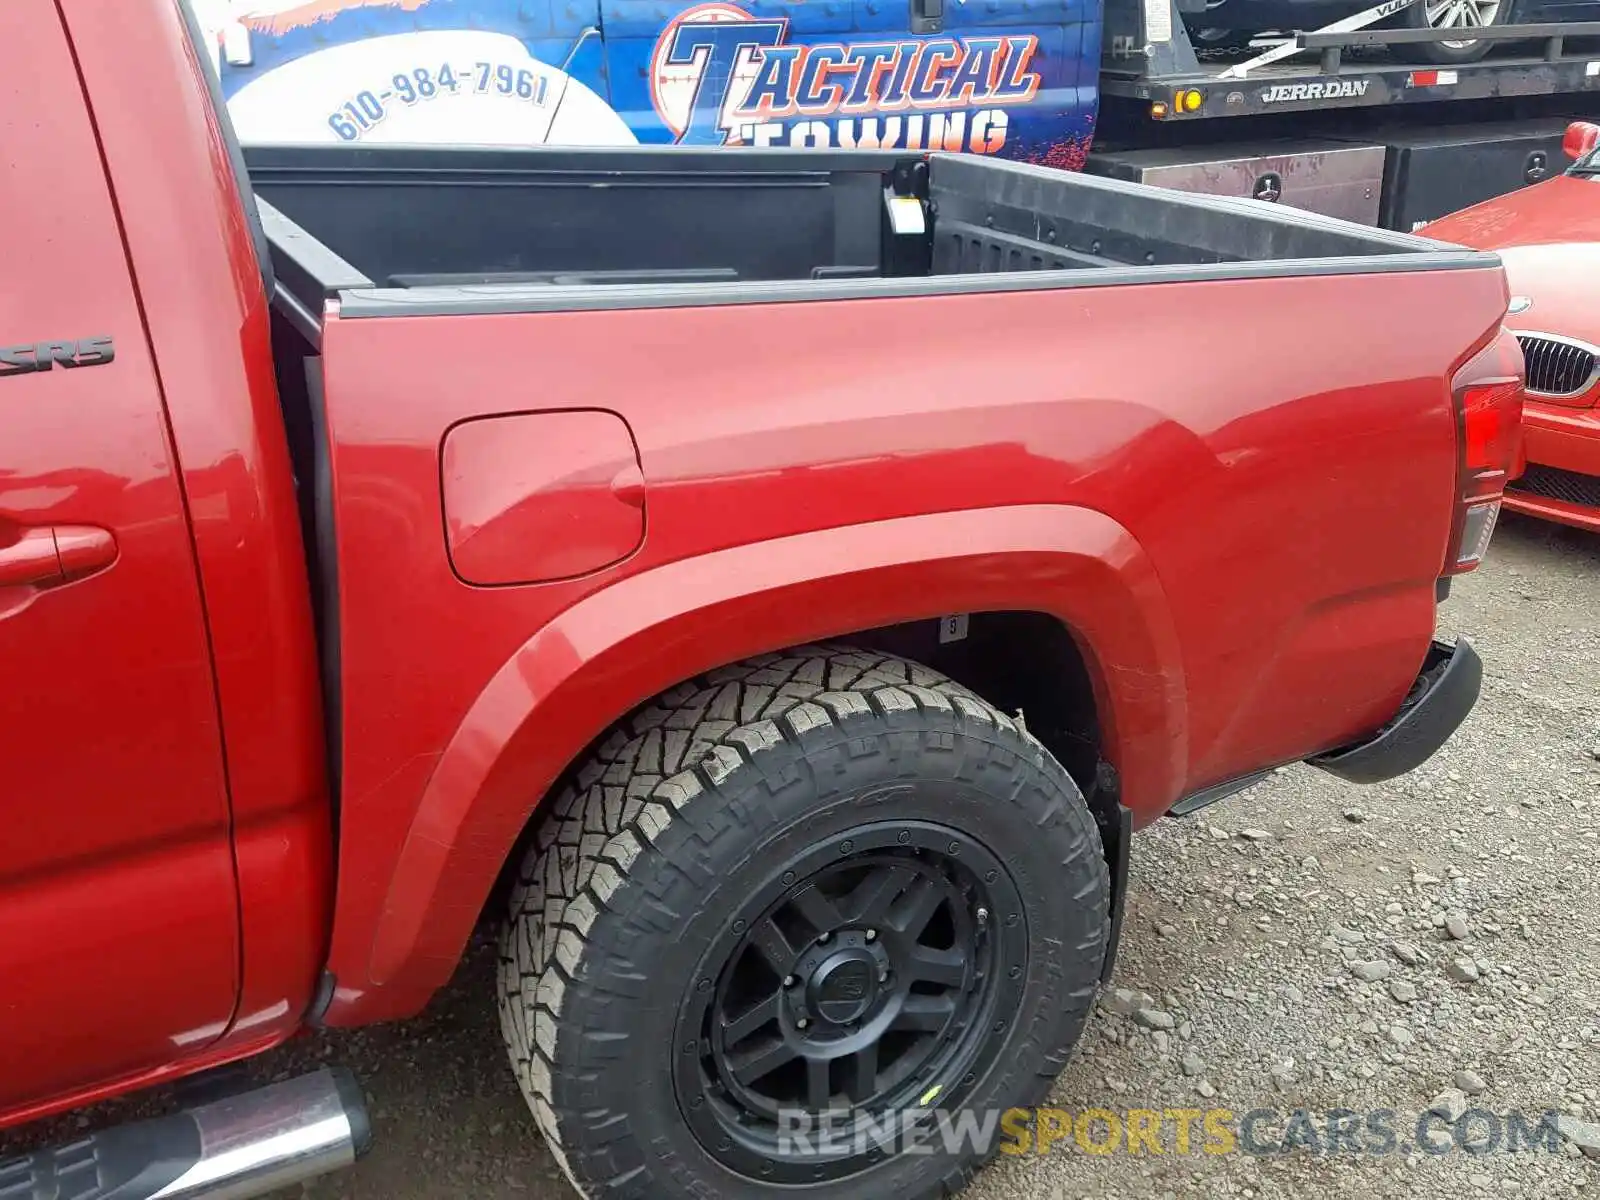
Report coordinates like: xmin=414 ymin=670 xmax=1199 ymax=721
xmin=5 ymin=511 xmax=1597 ymax=1199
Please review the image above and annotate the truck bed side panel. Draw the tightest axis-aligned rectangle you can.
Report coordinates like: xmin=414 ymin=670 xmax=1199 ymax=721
xmin=310 ymin=261 xmax=1508 ymax=1022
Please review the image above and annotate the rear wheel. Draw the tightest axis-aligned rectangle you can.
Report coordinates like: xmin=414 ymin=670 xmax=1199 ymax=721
xmin=1399 ymin=0 xmax=1504 ymax=63
xmin=498 ymin=645 xmax=1110 ymax=1198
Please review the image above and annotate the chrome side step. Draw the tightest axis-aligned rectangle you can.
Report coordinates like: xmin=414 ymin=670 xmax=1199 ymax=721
xmin=0 ymin=1068 xmax=370 ymax=1200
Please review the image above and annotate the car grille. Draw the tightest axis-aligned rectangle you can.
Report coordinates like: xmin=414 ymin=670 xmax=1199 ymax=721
xmin=1515 ymin=334 xmax=1598 ymax=399
xmin=1507 ymin=464 xmax=1600 ymax=510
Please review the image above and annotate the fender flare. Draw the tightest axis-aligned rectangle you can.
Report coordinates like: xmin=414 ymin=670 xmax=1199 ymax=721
xmin=357 ymin=504 xmax=1188 ymax=1006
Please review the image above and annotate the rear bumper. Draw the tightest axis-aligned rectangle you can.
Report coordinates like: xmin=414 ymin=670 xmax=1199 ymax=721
xmin=1309 ymin=639 xmax=1482 ymax=785
xmin=1504 ymin=400 xmax=1600 ymax=532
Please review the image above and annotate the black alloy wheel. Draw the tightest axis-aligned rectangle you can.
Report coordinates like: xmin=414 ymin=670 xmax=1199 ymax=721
xmin=676 ymin=824 xmax=1028 ymax=1182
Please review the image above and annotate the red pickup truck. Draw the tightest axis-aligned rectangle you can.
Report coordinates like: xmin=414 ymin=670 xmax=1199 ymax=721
xmin=1 ymin=1 xmax=1524 ymax=1197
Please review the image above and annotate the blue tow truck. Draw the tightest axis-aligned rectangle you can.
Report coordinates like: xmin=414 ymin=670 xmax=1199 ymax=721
xmin=201 ymin=0 xmax=1600 ymax=225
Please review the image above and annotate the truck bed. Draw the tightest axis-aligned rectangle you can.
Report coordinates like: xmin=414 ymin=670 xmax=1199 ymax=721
xmin=246 ymin=144 xmax=1478 ymax=325
xmin=239 ymin=140 xmax=1519 ymax=1032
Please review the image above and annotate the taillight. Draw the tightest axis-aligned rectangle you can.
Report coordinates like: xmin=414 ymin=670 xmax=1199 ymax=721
xmin=1444 ymin=330 xmax=1525 ymax=575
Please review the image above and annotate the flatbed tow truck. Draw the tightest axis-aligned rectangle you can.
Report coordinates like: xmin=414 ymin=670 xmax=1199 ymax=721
xmin=1089 ymin=0 xmax=1600 ymax=225
xmin=195 ymin=0 xmax=1599 ymax=227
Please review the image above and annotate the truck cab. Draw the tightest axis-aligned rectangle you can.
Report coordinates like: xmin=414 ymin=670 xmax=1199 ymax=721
xmin=0 ymin=0 xmax=332 ymax=1125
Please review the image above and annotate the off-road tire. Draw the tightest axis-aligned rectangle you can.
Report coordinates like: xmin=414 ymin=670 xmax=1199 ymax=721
xmin=498 ymin=644 xmax=1110 ymax=1199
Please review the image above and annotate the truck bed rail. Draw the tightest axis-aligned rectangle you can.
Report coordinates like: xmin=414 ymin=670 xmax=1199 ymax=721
xmin=249 ymin=145 xmax=1487 ymax=326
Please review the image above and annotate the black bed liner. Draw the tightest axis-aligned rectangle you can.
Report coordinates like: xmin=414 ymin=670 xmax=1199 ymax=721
xmin=245 ymin=143 xmax=1494 ymax=323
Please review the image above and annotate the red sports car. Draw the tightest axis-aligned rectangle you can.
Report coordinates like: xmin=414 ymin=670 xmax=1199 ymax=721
xmin=1425 ymin=120 xmax=1600 ymax=535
